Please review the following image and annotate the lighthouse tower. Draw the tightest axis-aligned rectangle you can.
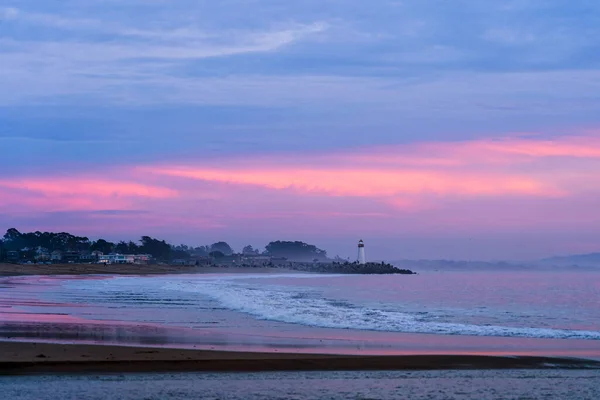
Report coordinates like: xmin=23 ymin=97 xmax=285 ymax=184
xmin=357 ymin=239 xmax=366 ymax=264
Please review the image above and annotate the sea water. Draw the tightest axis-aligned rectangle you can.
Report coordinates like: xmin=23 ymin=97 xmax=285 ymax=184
xmin=2 ymin=268 xmax=600 ymax=355
xmin=2 ymin=370 xmax=600 ymax=400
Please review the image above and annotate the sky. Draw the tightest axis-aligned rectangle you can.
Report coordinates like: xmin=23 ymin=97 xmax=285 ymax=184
xmin=1 ymin=0 xmax=600 ymax=261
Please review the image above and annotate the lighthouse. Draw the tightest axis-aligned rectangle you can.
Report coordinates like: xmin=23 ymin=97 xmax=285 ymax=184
xmin=357 ymin=239 xmax=366 ymax=264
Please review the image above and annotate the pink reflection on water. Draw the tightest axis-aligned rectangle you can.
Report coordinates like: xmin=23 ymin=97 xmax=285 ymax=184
xmin=1 ymin=273 xmax=600 ymax=359
xmin=0 ymin=313 xmax=84 ymax=323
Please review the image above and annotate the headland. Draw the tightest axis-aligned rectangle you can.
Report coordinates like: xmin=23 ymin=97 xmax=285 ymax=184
xmin=0 ymin=229 xmax=415 ymax=277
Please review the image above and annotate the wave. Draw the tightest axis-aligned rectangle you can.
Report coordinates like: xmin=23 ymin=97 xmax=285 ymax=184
xmin=166 ymin=279 xmax=600 ymax=341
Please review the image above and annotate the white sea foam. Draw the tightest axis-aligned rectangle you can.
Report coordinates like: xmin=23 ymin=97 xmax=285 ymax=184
xmin=165 ymin=278 xmax=600 ymax=340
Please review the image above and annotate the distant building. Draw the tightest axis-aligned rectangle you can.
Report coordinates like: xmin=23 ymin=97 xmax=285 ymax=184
xmin=79 ymin=251 xmax=95 ymax=262
xmin=35 ymin=247 xmax=50 ymax=262
xmin=7 ymin=251 xmax=20 ymax=263
xmin=240 ymin=254 xmax=272 ymax=267
xmin=51 ymin=250 xmax=63 ymax=262
xmin=91 ymin=251 xmax=104 ymax=260
xmin=98 ymin=254 xmax=127 ymax=264
xmin=357 ymin=239 xmax=366 ymax=265
xmin=242 ymin=254 xmax=271 ymax=261
xmin=63 ymin=251 xmax=81 ymax=263
xmin=214 ymin=254 xmax=242 ymax=266
xmin=97 ymin=254 xmax=151 ymax=265
xmin=194 ymin=256 xmax=212 ymax=266
xmin=133 ymin=254 xmax=151 ymax=265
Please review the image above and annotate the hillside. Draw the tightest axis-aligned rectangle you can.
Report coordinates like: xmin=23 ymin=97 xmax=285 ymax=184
xmin=540 ymin=253 xmax=600 ymax=267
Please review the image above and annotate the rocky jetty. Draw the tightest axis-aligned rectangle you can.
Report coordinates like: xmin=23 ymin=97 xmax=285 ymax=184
xmin=259 ymin=261 xmax=415 ymax=275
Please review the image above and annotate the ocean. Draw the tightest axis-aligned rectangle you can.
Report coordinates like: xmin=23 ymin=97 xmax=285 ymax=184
xmin=2 ymin=267 xmax=600 ymax=399
xmin=2 ymin=370 xmax=600 ymax=400
xmin=1 ymin=267 xmax=599 ymax=356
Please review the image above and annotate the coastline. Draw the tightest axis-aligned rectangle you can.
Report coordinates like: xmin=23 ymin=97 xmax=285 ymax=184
xmin=2 ymin=342 xmax=599 ymax=375
xmin=0 ymin=262 xmax=411 ymax=277
xmin=0 ymin=263 xmax=300 ymax=277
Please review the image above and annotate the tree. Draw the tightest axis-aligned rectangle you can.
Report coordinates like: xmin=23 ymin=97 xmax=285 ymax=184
xmin=193 ymin=246 xmax=210 ymax=256
xmin=173 ymin=244 xmax=190 ymax=252
xmin=171 ymin=249 xmax=190 ymax=260
xmin=49 ymin=232 xmax=90 ymax=251
xmin=115 ymin=241 xmax=129 ymax=254
xmin=3 ymin=228 xmax=24 ymax=251
xmin=2 ymin=229 xmax=92 ymax=253
xmin=0 ymin=239 xmax=6 ymax=262
xmin=90 ymin=239 xmax=114 ymax=254
xmin=264 ymin=241 xmax=328 ymax=261
xmin=209 ymin=251 xmax=225 ymax=259
xmin=242 ymin=245 xmax=258 ymax=255
xmin=127 ymin=241 xmax=140 ymax=254
xmin=210 ymin=242 xmax=234 ymax=256
xmin=140 ymin=236 xmax=171 ymax=260
xmin=171 ymin=244 xmax=191 ymax=260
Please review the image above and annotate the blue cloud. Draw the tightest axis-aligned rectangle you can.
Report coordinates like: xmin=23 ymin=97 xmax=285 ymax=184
xmin=1 ymin=0 xmax=599 ymax=164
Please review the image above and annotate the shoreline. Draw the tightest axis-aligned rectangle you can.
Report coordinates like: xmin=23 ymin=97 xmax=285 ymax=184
xmin=0 ymin=262 xmax=413 ymax=277
xmin=3 ymin=266 xmax=600 ymax=376
xmin=1 ymin=342 xmax=599 ymax=375
xmin=0 ymin=263 xmax=303 ymax=277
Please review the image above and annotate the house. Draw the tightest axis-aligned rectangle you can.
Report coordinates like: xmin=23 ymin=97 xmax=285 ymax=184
xmin=79 ymin=251 xmax=95 ymax=262
xmin=214 ymin=254 xmax=242 ymax=266
xmin=35 ymin=247 xmax=50 ymax=262
xmin=98 ymin=254 xmax=128 ymax=264
xmin=63 ymin=251 xmax=81 ymax=263
xmin=97 ymin=254 xmax=151 ymax=265
xmin=91 ymin=251 xmax=104 ymax=260
xmin=241 ymin=254 xmax=272 ymax=266
xmin=133 ymin=254 xmax=151 ymax=265
xmin=51 ymin=250 xmax=63 ymax=262
xmin=194 ymin=256 xmax=212 ymax=266
xmin=7 ymin=251 xmax=20 ymax=263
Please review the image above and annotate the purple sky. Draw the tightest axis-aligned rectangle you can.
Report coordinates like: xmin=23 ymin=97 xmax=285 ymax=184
xmin=1 ymin=1 xmax=600 ymax=260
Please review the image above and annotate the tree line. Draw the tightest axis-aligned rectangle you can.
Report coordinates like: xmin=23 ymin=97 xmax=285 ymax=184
xmin=0 ymin=229 xmax=329 ymax=262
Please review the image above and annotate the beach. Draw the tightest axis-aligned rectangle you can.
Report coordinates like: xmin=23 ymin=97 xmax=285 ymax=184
xmin=0 ymin=263 xmax=292 ymax=277
xmin=2 ymin=342 xmax=599 ymax=374
xmin=1 ymin=267 xmax=600 ymax=379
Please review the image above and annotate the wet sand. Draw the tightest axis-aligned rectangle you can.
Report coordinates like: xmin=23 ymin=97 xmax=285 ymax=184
xmin=0 ymin=263 xmax=293 ymax=277
xmin=1 ymin=342 xmax=599 ymax=375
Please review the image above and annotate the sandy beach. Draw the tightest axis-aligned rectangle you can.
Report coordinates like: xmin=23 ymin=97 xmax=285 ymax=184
xmin=0 ymin=263 xmax=292 ymax=277
xmin=1 ymin=342 xmax=599 ymax=375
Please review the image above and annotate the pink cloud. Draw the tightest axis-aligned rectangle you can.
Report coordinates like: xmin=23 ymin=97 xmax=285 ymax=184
xmin=0 ymin=187 xmax=129 ymax=212
xmin=328 ymin=134 xmax=600 ymax=169
xmin=3 ymin=131 xmax=600 ymax=259
xmin=467 ymin=136 xmax=600 ymax=158
xmin=127 ymin=132 xmax=600 ymax=245
xmin=0 ymin=176 xmax=177 ymax=215
xmin=0 ymin=178 xmax=177 ymax=198
xmin=141 ymin=133 xmax=600 ymax=202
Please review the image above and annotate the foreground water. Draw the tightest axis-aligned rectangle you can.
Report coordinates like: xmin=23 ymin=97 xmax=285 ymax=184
xmin=2 ymin=370 xmax=600 ymax=400
xmin=1 ymin=268 xmax=600 ymax=356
